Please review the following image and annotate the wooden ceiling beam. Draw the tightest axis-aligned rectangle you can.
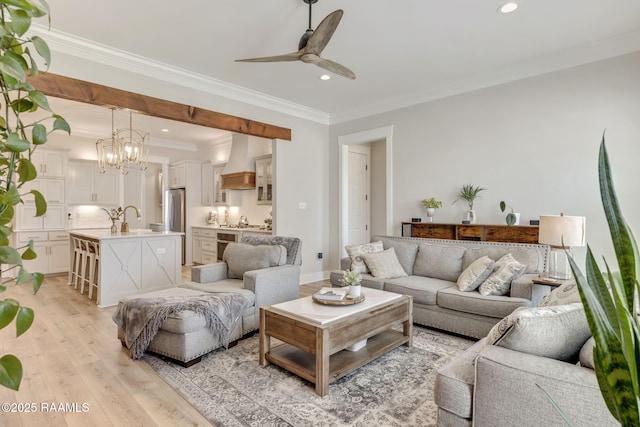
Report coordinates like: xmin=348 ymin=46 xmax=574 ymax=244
xmin=27 ymin=73 xmax=292 ymax=141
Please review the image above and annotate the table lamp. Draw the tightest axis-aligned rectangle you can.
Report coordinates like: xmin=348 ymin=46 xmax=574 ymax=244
xmin=538 ymin=213 xmax=586 ymax=280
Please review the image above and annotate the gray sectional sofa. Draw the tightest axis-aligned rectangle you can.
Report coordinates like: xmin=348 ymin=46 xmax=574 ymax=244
xmin=330 ymin=235 xmax=551 ymax=339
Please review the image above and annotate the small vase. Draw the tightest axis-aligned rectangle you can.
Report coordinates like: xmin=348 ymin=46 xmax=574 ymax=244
xmin=349 ymin=284 xmax=361 ymax=298
xmin=426 ymin=208 xmax=435 ymax=223
xmin=467 ymin=210 xmax=476 ymax=224
xmin=110 ymin=220 xmax=118 ymax=234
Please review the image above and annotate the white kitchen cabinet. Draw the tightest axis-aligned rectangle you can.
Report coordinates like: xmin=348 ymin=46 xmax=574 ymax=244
xmin=68 ymin=160 xmax=120 ymax=205
xmin=192 ymin=228 xmax=202 ymax=264
xmin=17 ymin=204 xmax=65 ymax=230
xmin=21 ymin=178 xmax=65 ymax=204
xmin=31 ymin=148 xmax=67 ymax=178
xmin=192 ymin=227 xmax=217 ymax=264
xmin=15 ymin=231 xmax=69 ymax=274
xmin=202 ymin=162 xmax=230 ymax=206
xmin=255 ymin=155 xmax=272 ymax=205
xmin=168 ymin=163 xmax=186 ymax=188
xmin=201 ymin=163 xmax=213 ymax=206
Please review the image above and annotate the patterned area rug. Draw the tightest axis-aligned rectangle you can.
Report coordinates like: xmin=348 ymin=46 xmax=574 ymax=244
xmin=144 ymin=326 xmax=474 ymax=427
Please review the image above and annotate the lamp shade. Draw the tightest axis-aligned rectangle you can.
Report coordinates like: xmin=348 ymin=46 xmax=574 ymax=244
xmin=538 ymin=214 xmax=586 ymax=247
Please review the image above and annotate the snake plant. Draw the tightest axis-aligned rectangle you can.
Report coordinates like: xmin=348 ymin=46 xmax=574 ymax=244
xmin=567 ymin=137 xmax=639 ymax=426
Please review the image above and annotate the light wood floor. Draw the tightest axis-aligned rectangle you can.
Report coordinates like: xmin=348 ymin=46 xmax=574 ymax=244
xmin=0 ymin=268 xmax=325 ymax=426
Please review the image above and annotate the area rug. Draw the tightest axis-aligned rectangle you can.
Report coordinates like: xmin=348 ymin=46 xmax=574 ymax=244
xmin=143 ymin=326 xmax=474 ymax=427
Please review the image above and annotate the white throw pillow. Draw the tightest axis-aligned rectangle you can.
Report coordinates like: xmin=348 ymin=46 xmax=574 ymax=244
xmin=539 ymin=281 xmax=582 ymax=307
xmin=478 ymin=253 xmax=525 ymax=296
xmin=345 ymin=241 xmax=384 ymax=274
xmin=362 ymin=248 xmax=408 ymax=279
xmin=486 ymin=303 xmax=590 ymax=361
xmin=457 ymin=255 xmax=495 ymax=292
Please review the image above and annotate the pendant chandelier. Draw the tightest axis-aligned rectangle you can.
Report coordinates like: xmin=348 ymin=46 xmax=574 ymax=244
xmin=96 ymin=108 xmax=149 ymax=175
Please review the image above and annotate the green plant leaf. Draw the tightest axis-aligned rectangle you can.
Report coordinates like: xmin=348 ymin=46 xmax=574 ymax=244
xmin=5 ymin=50 xmax=28 ymax=71
xmin=0 ymin=225 xmax=12 ymax=240
xmin=5 ymin=133 xmax=30 ymax=152
xmin=0 ymin=205 xmax=15 ymax=226
xmin=53 ymin=116 xmax=70 ymax=134
xmin=0 ymin=354 xmax=22 ymax=391
xmin=21 ymin=247 xmax=37 ymax=260
xmin=11 ymin=98 xmax=34 ymax=113
xmin=32 ymin=123 xmax=46 ymax=145
xmin=15 ymin=267 xmax=30 ymax=285
xmin=15 ymin=307 xmax=33 ymax=337
xmin=16 ymin=157 xmax=37 ymax=182
xmin=1 ymin=184 xmax=21 ymax=205
xmin=0 ymin=299 xmax=19 ymax=329
xmin=31 ymin=272 xmax=44 ymax=294
xmin=31 ymin=190 xmax=46 ymax=216
xmin=8 ymin=9 xmax=31 ymax=36
xmin=0 ymin=54 xmax=26 ymax=82
xmin=2 ymin=0 xmax=34 ymax=10
xmin=0 ymin=245 xmax=22 ymax=266
xmin=30 ymin=36 xmax=50 ymax=68
xmin=28 ymin=90 xmax=51 ymax=111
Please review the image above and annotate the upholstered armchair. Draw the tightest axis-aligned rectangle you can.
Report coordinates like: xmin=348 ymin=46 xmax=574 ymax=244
xmin=188 ymin=235 xmax=302 ymax=313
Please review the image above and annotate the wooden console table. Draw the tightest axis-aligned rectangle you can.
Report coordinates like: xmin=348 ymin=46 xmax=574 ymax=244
xmin=401 ymin=222 xmax=540 ymax=244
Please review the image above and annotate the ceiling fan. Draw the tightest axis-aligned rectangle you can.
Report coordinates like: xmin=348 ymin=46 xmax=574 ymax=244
xmin=235 ymin=0 xmax=356 ymax=80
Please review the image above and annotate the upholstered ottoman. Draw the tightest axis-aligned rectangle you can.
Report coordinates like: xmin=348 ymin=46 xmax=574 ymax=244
xmin=116 ymin=285 xmax=257 ymax=366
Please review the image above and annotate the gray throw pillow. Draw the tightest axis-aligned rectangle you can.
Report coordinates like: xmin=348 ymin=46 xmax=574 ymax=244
xmin=486 ymin=303 xmax=591 ymax=361
xmin=478 ymin=253 xmax=525 ymax=296
xmin=345 ymin=241 xmax=383 ymax=274
xmin=223 ymin=243 xmax=287 ymax=279
xmin=413 ymin=243 xmax=466 ymax=281
xmin=539 ymin=282 xmax=582 ymax=307
xmin=362 ymin=248 xmax=408 ymax=279
xmin=377 ymin=238 xmax=419 ymax=275
xmin=457 ymin=255 xmax=495 ymax=291
xmin=579 ymin=337 xmax=595 ymax=369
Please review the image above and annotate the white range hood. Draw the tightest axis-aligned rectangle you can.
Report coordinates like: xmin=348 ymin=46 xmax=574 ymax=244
xmin=221 ymin=134 xmax=256 ymax=190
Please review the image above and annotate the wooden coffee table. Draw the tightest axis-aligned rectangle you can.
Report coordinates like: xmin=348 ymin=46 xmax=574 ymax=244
xmin=259 ymin=288 xmax=413 ymax=396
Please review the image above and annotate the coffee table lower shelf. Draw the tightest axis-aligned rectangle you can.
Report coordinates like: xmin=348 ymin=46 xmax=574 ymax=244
xmin=265 ymin=329 xmax=408 ymax=386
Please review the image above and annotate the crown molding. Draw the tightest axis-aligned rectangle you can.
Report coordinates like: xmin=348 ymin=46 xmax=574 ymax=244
xmin=29 ymin=25 xmax=331 ymax=126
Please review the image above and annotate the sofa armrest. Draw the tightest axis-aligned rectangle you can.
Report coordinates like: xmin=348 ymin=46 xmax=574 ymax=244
xmin=510 ymin=273 xmax=537 ymax=300
xmin=243 ymin=265 xmax=301 ymax=308
xmin=191 ymin=262 xmax=228 ymax=283
xmin=340 ymin=257 xmax=352 ymax=271
xmin=473 ymin=344 xmax=617 ymax=426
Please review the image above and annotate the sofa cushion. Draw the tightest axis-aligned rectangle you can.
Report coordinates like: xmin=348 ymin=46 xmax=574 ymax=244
xmin=457 ymin=255 xmax=495 ymax=291
xmin=345 ymin=241 xmax=383 ymax=274
xmin=413 ymin=243 xmax=467 ymax=282
xmin=478 ymin=253 xmax=525 ymax=296
xmin=486 ymin=303 xmax=591 ymax=361
xmin=463 ymin=246 xmax=545 ymax=274
xmin=375 ymin=237 xmax=419 ymax=275
xmin=539 ymin=281 xmax=582 ymax=307
xmin=579 ymin=337 xmax=595 ymax=369
xmin=223 ymin=243 xmax=287 ymax=279
xmin=362 ymin=248 xmax=408 ymax=279
xmin=434 ymin=338 xmax=486 ymax=419
xmin=437 ymin=287 xmax=530 ymax=319
xmin=384 ymin=276 xmax=453 ymax=306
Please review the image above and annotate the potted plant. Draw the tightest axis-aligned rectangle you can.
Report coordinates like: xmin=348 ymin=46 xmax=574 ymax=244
xmin=499 ymin=201 xmax=519 ymax=226
xmin=421 ymin=198 xmax=442 ymax=222
xmin=0 ymin=0 xmax=70 ymax=391
xmin=341 ymin=269 xmax=362 ymax=298
xmin=454 ymin=184 xmax=486 ymax=224
xmin=566 ymin=138 xmax=639 ymax=425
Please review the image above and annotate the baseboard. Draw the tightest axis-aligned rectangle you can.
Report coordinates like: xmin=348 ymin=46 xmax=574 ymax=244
xmin=300 ymin=270 xmax=329 ymax=284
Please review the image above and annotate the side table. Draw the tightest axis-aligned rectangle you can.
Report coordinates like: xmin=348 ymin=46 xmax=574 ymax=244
xmin=531 ymin=273 xmax=574 ymax=305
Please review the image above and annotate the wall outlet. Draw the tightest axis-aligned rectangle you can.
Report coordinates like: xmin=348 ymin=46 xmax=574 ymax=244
xmin=317 ymin=252 xmax=323 ymax=260
xmin=298 ymin=201 xmax=307 ymax=210
xmin=157 ymin=248 xmax=166 ymax=254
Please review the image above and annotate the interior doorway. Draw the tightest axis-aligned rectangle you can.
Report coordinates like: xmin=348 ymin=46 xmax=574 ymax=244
xmin=338 ymin=126 xmax=394 ymax=257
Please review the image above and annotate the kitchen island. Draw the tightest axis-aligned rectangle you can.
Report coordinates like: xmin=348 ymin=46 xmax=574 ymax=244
xmin=68 ymin=229 xmax=184 ymax=307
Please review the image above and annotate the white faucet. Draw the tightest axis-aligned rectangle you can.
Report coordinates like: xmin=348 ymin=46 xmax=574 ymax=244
xmin=121 ymin=205 xmax=142 ymax=232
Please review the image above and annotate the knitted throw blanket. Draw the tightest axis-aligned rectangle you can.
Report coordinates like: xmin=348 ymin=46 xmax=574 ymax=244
xmin=112 ymin=292 xmax=249 ymax=360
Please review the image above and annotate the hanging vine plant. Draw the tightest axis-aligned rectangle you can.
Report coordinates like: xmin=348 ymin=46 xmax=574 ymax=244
xmin=0 ymin=0 xmax=70 ymax=391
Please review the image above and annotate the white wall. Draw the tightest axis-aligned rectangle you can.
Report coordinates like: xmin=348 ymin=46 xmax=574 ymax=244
xmin=330 ymin=52 xmax=640 ymax=269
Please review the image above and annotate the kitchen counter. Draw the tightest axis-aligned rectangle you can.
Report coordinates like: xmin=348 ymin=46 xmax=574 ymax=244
xmin=193 ymin=225 xmax=272 ymax=234
xmin=69 ymin=229 xmax=183 ymax=307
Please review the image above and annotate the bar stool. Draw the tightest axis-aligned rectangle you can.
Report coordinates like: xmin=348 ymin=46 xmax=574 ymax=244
xmin=87 ymin=241 xmax=100 ymax=304
xmin=70 ymin=237 xmax=87 ymax=290
xmin=80 ymin=240 xmax=96 ymax=296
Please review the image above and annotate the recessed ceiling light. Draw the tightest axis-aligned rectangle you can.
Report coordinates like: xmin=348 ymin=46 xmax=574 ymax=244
xmin=498 ymin=2 xmax=518 ymax=14
xmin=161 ymin=128 xmax=169 ymax=133
xmin=319 ymin=74 xmax=331 ymax=81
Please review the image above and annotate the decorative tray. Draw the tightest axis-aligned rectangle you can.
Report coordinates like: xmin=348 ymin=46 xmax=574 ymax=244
xmin=312 ymin=293 xmax=365 ymax=306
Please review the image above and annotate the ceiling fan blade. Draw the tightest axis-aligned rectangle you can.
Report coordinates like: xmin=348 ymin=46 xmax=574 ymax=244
xmin=304 ymin=9 xmax=343 ymax=55
xmin=235 ymin=50 xmax=303 ymax=63
xmin=314 ymin=57 xmax=356 ymax=80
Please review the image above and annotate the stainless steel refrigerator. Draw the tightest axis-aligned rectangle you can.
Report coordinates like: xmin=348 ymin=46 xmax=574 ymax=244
xmin=165 ymin=188 xmax=186 ymax=265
